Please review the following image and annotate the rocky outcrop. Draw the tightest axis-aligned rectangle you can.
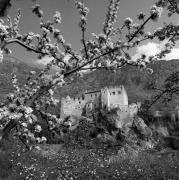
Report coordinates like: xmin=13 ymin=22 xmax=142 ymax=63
xmin=164 ymin=136 xmax=179 ymax=150
xmin=95 ymin=110 xmax=152 ymax=142
xmin=133 ymin=116 xmax=153 ymax=139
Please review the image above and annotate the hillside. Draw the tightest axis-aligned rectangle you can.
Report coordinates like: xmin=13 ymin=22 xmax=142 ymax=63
xmin=56 ymin=60 xmax=179 ymax=109
xmin=0 ymin=57 xmax=39 ymax=99
xmin=0 ymin=58 xmax=178 ymax=109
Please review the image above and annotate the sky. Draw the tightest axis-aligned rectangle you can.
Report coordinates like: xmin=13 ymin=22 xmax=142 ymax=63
xmin=4 ymin=0 xmax=179 ymax=66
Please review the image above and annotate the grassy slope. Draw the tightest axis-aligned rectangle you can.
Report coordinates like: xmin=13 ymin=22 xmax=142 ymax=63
xmin=0 ymin=139 xmax=179 ymax=180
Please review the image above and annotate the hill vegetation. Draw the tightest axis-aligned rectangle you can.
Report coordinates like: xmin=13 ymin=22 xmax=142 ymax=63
xmin=0 ymin=57 xmax=39 ymax=99
xmin=0 ymin=58 xmax=178 ymax=110
xmin=57 ymin=59 xmax=179 ymax=110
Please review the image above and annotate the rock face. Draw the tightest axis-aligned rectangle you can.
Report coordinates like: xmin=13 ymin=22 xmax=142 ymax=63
xmin=164 ymin=136 xmax=179 ymax=150
xmin=96 ymin=110 xmax=152 ymax=141
xmin=58 ymin=109 xmax=154 ymax=148
xmin=133 ymin=116 xmax=153 ymax=139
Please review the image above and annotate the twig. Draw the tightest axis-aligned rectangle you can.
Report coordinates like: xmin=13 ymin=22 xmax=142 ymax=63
xmin=148 ymin=86 xmax=179 ymax=109
xmin=19 ymin=135 xmax=30 ymax=150
xmin=4 ymin=39 xmax=67 ymax=66
xmin=82 ymin=29 xmax=89 ymax=60
xmin=167 ymin=0 xmax=178 ymax=12
xmin=128 ymin=16 xmax=152 ymax=43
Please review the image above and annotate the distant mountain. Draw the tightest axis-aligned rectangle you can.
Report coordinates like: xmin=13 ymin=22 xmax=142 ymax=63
xmin=56 ymin=60 xmax=179 ymax=109
xmin=0 ymin=57 xmax=178 ymax=110
xmin=0 ymin=57 xmax=40 ymax=99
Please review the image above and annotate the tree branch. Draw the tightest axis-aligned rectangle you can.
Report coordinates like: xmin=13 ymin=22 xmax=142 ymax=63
xmin=167 ymin=0 xmax=178 ymax=12
xmin=19 ymin=135 xmax=30 ymax=150
xmin=148 ymin=86 xmax=179 ymax=109
xmin=5 ymin=39 xmax=43 ymax=53
xmin=80 ymin=62 xmax=127 ymax=71
xmin=81 ymin=29 xmax=89 ymax=60
xmin=128 ymin=16 xmax=152 ymax=43
xmin=4 ymin=39 xmax=67 ymax=66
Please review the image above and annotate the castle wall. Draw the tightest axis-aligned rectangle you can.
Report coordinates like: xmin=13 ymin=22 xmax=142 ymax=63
xmin=101 ymin=86 xmax=128 ymax=110
xmin=115 ymin=103 xmax=141 ymax=128
xmin=101 ymin=88 xmax=110 ymax=110
xmin=60 ymin=96 xmax=86 ymax=119
xmin=108 ymin=86 xmax=128 ymax=108
xmin=84 ymin=91 xmax=101 ymax=108
xmin=60 ymin=86 xmax=133 ymax=119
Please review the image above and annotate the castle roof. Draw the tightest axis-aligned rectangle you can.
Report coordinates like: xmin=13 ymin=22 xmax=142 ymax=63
xmin=85 ymin=85 xmax=124 ymax=95
xmin=85 ymin=90 xmax=100 ymax=95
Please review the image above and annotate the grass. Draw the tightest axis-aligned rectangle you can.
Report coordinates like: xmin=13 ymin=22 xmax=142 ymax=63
xmin=0 ymin=137 xmax=179 ymax=180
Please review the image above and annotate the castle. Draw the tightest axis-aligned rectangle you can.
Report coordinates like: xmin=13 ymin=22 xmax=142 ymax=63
xmin=60 ymin=85 xmax=141 ymax=119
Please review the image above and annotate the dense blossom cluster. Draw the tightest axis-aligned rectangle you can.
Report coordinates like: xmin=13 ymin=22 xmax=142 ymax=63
xmin=0 ymin=0 xmax=178 ymax=148
xmin=32 ymin=4 xmax=43 ymax=18
xmin=150 ymin=4 xmax=163 ymax=21
xmin=103 ymin=0 xmax=120 ymax=36
xmin=53 ymin=11 xmax=61 ymax=24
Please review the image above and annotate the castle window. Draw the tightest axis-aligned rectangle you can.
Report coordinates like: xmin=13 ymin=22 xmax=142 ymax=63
xmin=79 ymin=101 xmax=81 ymax=104
xmin=118 ymin=91 xmax=121 ymax=94
xmin=113 ymin=92 xmax=115 ymax=95
xmin=95 ymin=94 xmax=97 ymax=97
xmin=91 ymin=94 xmax=92 ymax=97
xmin=82 ymin=94 xmax=85 ymax=100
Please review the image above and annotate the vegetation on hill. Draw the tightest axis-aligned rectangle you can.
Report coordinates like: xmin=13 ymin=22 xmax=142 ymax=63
xmin=0 ymin=58 xmax=178 ymax=110
xmin=0 ymin=0 xmax=179 ymax=179
xmin=0 ymin=57 xmax=39 ymax=99
xmin=57 ymin=59 xmax=179 ymax=109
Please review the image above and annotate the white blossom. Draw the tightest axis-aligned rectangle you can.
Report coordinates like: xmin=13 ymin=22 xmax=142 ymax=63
xmin=32 ymin=4 xmax=44 ymax=18
xmin=150 ymin=4 xmax=163 ymax=21
xmin=53 ymin=11 xmax=61 ymax=24
xmin=147 ymin=68 xmax=153 ymax=74
xmin=0 ymin=49 xmax=3 ymax=62
xmin=22 ymin=122 xmax=27 ymax=127
xmin=124 ymin=17 xmax=133 ymax=27
xmin=35 ymin=125 xmax=42 ymax=132
xmin=41 ymin=136 xmax=47 ymax=142
xmin=35 ymin=146 xmax=41 ymax=150
xmin=48 ymin=89 xmax=54 ymax=95
xmin=137 ymin=12 xmax=145 ymax=20
xmin=25 ymin=107 xmax=33 ymax=114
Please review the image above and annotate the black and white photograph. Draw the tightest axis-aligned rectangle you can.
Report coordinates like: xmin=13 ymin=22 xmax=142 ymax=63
xmin=0 ymin=0 xmax=179 ymax=179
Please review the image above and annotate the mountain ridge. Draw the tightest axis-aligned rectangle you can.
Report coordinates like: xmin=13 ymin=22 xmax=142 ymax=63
xmin=0 ymin=58 xmax=178 ymax=110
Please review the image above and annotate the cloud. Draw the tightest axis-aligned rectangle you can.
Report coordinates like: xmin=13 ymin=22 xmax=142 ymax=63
xmin=132 ymin=42 xmax=179 ymax=61
xmin=36 ymin=54 xmax=71 ymax=66
xmin=164 ymin=48 xmax=179 ymax=60
xmin=37 ymin=56 xmax=53 ymax=66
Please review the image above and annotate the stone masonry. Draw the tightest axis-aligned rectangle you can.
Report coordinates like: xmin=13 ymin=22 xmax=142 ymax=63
xmin=60 ymin=85 xmax=141 ymax=119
